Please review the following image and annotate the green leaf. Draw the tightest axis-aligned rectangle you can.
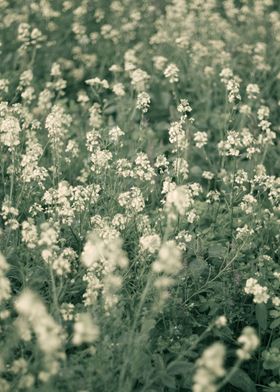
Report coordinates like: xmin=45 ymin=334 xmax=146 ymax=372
xmin=188 ymin=257 xmax=208 ymax=278
xmin=256 ymin=303 xmax=267 ymax=331
xmin=208 ymin=243 xmax=227 ymax=259
xmin=263 ymin=359 xmax=279 ymax=370
xmin=103 ymin=104 xmax=117 ymax=114
xmin=272 ymin=338 xmax=280 ymax=348
xmin=160 ymin=373 xmax=176 ymax=389
xmin=228 ymin=369 xmax=257 ymax=392
xmin=152 ymin=354 xmax=165 ymax=371
xmin=141 ymin=318 xmax=155 ymax=334
xmin=270 ymin=318 xmax=280 ymax=329
xmin=167 ymin=360 xmax=193 ymax=375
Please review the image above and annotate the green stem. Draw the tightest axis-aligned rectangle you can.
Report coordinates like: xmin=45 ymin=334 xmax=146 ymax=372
xmin=49 ymin=265 xmax=60 ymax=320
xmin=118 ymin=275 xmax=153 ymax=392
xmin=9 ymin=152 xmax=15 ymax=201
xmin=217 ymin=359 xmax=242 ymax=391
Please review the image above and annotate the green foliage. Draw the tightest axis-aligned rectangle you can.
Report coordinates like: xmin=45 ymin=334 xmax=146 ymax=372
xmin=0 ymin=0 xmax=279 ymax=391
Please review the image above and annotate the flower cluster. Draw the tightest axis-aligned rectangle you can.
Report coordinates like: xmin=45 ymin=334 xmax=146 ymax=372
xmin=244 ymin=278 xmax=270 ymax=304
xmin=15 ymin=290 xmax=65 ymax=382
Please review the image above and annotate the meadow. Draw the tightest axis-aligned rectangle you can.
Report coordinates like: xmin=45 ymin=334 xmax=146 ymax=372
xmin=0 ymin=0 xmax=280 ymax=391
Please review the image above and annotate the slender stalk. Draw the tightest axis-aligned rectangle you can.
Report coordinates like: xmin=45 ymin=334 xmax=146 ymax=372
xmin=117 ymin=275 xmax=153 ymax=391
xmin=49 ymin=265 xmax=61 ymax=321
xmin=217 ymin=359 xmax=242 ymax=391
xmin=9 ymin=152 xmax=15 ymax=201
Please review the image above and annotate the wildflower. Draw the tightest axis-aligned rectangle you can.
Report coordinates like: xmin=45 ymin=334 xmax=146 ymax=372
xmin=236 ymin=225 xmax=254 ymax=240
xmin=136 ymin=92 xmax=151 ymax=113
xmin=30 ymin=27 xmax=45 ymax=47
xmin=218 ymin=131 xmax=242 ymax=157
xmin=165 ymin=184 xmax=200 ymax=217
xmin=20 ymin=134 xmax=48 ymax=187
xmin=220 ymin=68 xmax=233 ymax=83
xmin=77 ymin=90 xmax=89 ymax=104
xmin=164 ymin=63 xmax=179 ymax=83
xmin=52 ymin=248 xmax=76 ymax=276
xmin=272 ymin=297 xmax=280 ymax=307
xmin=173 ymin=157 xmax=189 ymax=179
xmin=202 ymin=171 xmax=214 ymax=180
xmin=204 ymin=66 xmax=215 ymax=77
xmin=240 ymin=194 xmax=257 ymax=214
xmin=112 ymin=214 xmax=128 ymax=231
xmin=220 ymin=68 xmax=241 ymax=102
xmin=134 ymin=153 xmax=156 ymax=183
xmin=206 ymin=190 xmax=220 ymax=204
xmin=112 ymin=82 xmax=125 ymax=96
xmin=0 ymin=79 xmax=9 ymax=94
xmin=135 ymin=214 xmax=152 ymax=234
xmin=15 ymin=290 xmax=65 ymax=381
xmin=193 ymin=342 xmax=225 ymax=392
xmin=116 ymin=159 xmax=133 ymax=178
xmin=153 ymin=55 xmax=167 ymax=70
xmin=235 ymin=169 xmax=249 ymax=185
xmin=139 ymin=234 xmax=161 ymax=254
xmin=45 ymin=105 xmax=72 ymax=157
xmin=21 ymin=86 xmax=35 ymax=102
xmin=194 ymin=131 xmax=208 ymax=148
xmin=244 ymin=278 xmax=270 ymax=304
xmin=175 ymin=230 xmax=192 ymax=251
xmin=10 ymin=358 xmax=28 ymax=375
xmin=17 ymin=23 xmax=30 ymax=42
xmin=89 ymin=103 xmax=102 ymax=128
xmin=237 ymin=327 xmax=259 ymax=360
xmin=60 ymin=303 xmax=75 ymax=321
xmin=169 ymin=121 xmax=188 ymax=151
xmin=21 ymin=219 xmax=38 ymax=248
xmin=85 ymin=77 xmax=109 ymax=89
xmin=90 ymin=148 xmax=112 ymax=174
xmin=81 ymin=233 xmax=127 ymax=270
xmin=109 ymin=64 xmax=122 ymax=73
xmin=0 ymin=378 xmax=9 ymax=392
xmin=0 ymin=116 xmax=21 ymax=149
xmin=257 ymin=105 xmax=270 ymax=120
xmin=1 ymin=199 xmax=19 ymax=230
xmin=130 ymin=68 xmax=150 ymax=91
xmin=177 ymin=99 xmax=192 ymax=114
xmin=155 ymin=155 xmax=169 ymax=171
xmin=81 ymin=233 xmax=128 ymax=309
xmin=152 ymin=241 xmax=182 ymax=275
xmin=154 ymin=276 xmax=175 ymax=290
xmin=86 ymin=129 xmax=101 ymax=151
xmin=187 ymin=209 xmax=197 ymax=223
xmin=103 ymin=274 xmax=123 ymax=310
xmin=118 ymin=187 xmax=145 ymax=213
xmin=15 ymin=290 xmax=64 ymax=352
xmin=215 ymin=316 xmax=227 ymax=328
xmin=246 ymin=83 xmax=260 ymax=99
xmin=227 ymin=78 xmax=241 ymax=102
xmin=0 ymin=253 xmax=11 ymax=304
xmin=19 ymin=70 xmax=33 ymax=89
xmin=240 ymin=104 xmax=252 ymax=115
xmin=72 ymin=313 xmax=99 ymax=345
xmin=50 ymin=63 xmax=61 ymax=77
xmin=162 ymin=177 xmax=176 ymax=194
xmin=109 ymin=126 xmax=124 ymax=144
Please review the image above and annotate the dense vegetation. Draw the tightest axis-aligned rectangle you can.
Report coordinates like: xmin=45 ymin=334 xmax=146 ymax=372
xmin=0 ymin=1 xmax=280 ymax=391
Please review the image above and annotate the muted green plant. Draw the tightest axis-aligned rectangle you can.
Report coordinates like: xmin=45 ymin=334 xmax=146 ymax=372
xmin=0 ymin=0 xmax=280 ymax=391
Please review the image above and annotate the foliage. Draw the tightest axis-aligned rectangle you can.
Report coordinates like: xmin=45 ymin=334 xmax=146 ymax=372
xmin=0 ymin=0 xmax=279 ymax=391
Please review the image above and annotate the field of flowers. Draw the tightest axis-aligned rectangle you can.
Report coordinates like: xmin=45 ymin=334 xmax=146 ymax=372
xmin=0 ymin=0 xmax=280 ymax=391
